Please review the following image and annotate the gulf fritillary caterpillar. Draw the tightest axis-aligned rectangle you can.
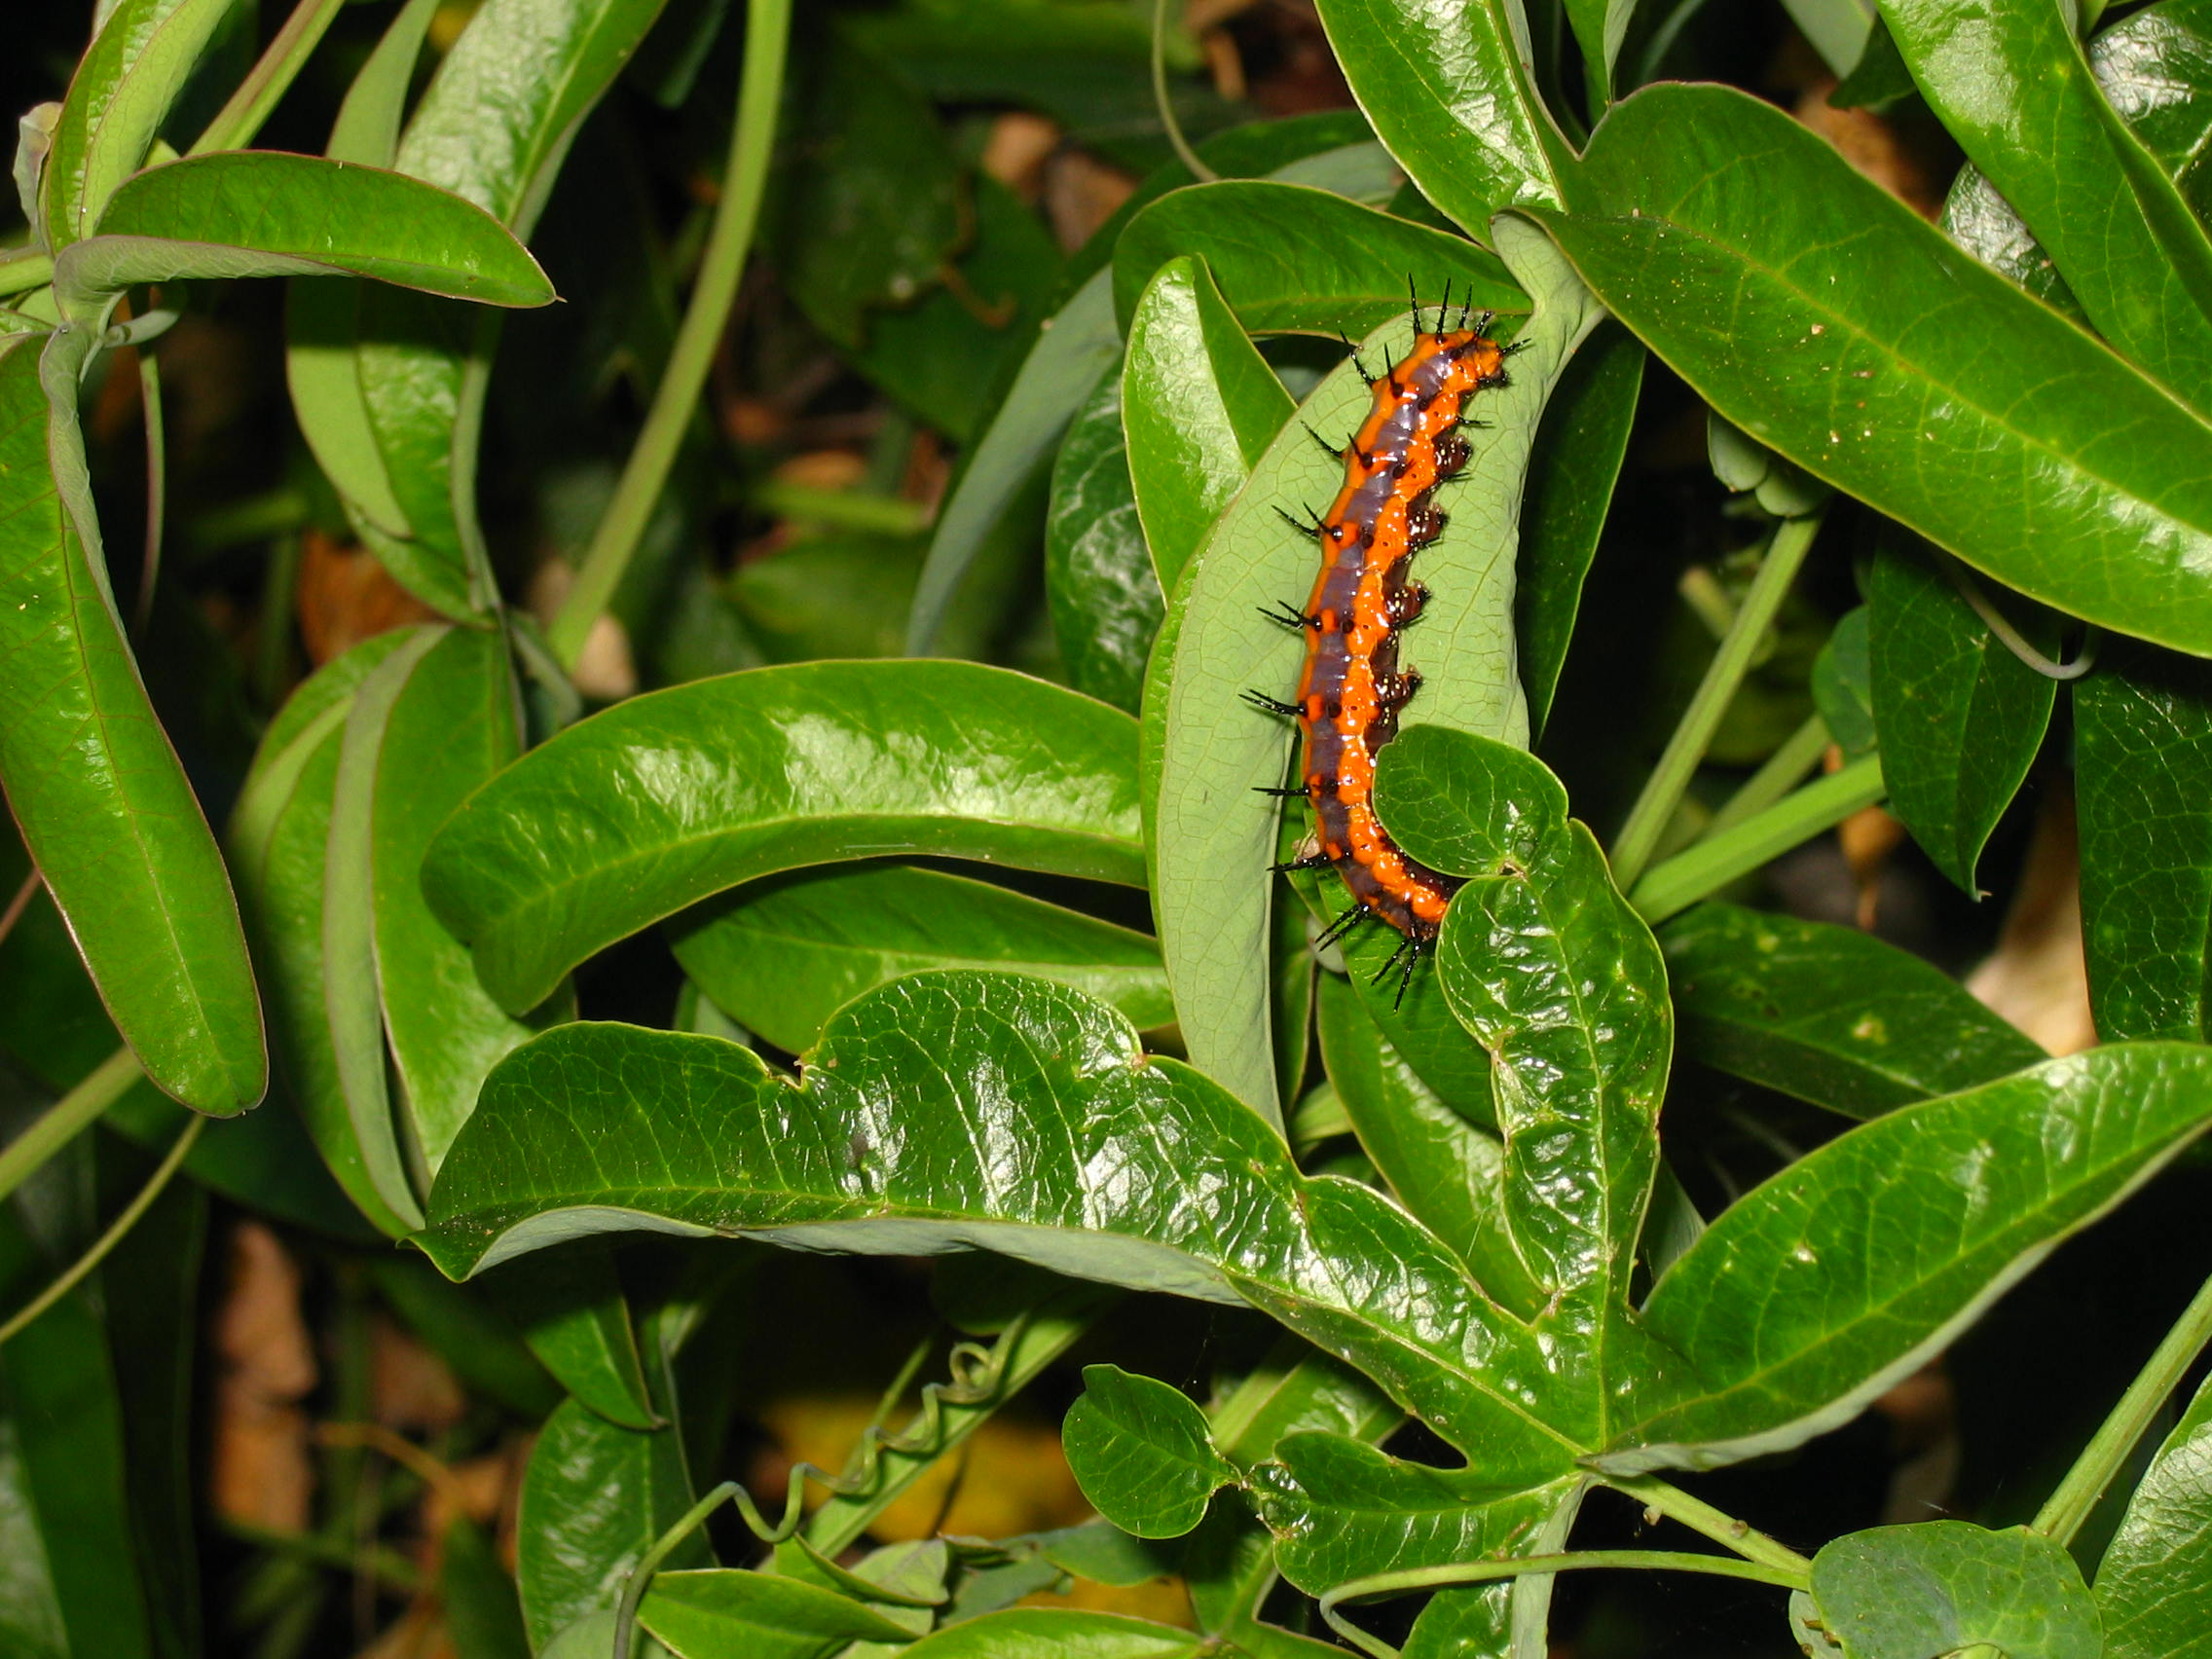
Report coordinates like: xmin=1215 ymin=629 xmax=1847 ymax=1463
xmin=1247 ymin=285 xmax=1513 ymax=1004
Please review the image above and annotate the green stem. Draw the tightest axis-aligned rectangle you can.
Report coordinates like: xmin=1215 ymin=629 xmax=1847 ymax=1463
xmin=746 ymin=479 xmax=931 ymax=536
xmin=219 ymin=1518 xmax=423 ymax=1594
xmin=1151 ymin=0 xmax=1215 ymax=182
xmin=548 ymin=0 xmax=792 ymax=670
xmin=0 ymin=250 xmax=52 ymax=299
xmin=1703 ymin=713 xmax=1829 ymax=840
xmin=1604 ymin=1473 xmax=1814 ymax=1576
xmin=613 ymin=1481 xmax=742 ymax=1659
xmin=190 ymin=0 xmax=351 ymax=156
xmin=1609 ymin=512 xmax=1825 ymax=889
xmin=133 ymin=344 xmax=165 ymax=638
xmin=0 ymin=1046 xmax=140 ymax=1206
xmin=1630 ymin=754 xmax=1885 ymax=926
xmin=0 ymin=1112 xmax=203 ymax=1347
xmin=1319 ymin=1547 xmax=1808 ymax=1658
xmin=2034 ymin=1261 xmax=2212 ymax=1544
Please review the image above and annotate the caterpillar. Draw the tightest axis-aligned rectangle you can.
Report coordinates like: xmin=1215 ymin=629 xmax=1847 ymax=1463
xmin=1248 ymin=286 xmax=1512 ymax=1004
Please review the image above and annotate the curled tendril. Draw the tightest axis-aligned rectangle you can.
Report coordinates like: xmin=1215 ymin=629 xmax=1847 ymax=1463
xmin=608 ymin=1312 xmax=1034 ymax=1659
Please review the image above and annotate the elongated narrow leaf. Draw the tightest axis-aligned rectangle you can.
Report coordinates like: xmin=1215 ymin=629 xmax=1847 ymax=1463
xmin=1868 ymin=534 xmax=2055 ymax=896
xmin=0 ymin=339 xmax=264 ymax=1112
xmin=421 ymin=975 xmax=1574 ymax=1482
xmin=1061 ymin=1366 xmax=1237 ymax=1539
xmin=1312 ymin=0 xmax=1567 ymax=229
xmin=1046 ymin=371 xmax=1159 ymax=712
xmin=72 ymin=151 xmax=553 ymax=304
xmin=1607 ymin=1044 xmax=2212 ymax=1471
xmin=39 ymin=0 xmax=240 ymax=248
xmin=1122 ymin=254 xmax=1293 ymax=592
xmin=2076 ymin=637 xmax=2212 ymax=1043
xmin=1661 ymin=903 xmax=2045 ymax=1117
xmin=2096 ymin=1370 xmax=2212 ymax=1659
xmin=1110 ymin=182 xmax=1526 ymax=339
xmin=1542 ymin=84 xmax=2212 ymax=657
xmin=423 ymin=662 xmax=1144 ymax=1014
xmin=668 ymin=863 xmax=1172 ymax=1056
xmin=1147 ymin=218 xmax=1601 ymax=1123
xmin=1881 ymin=0 xmax=2212 ymax=417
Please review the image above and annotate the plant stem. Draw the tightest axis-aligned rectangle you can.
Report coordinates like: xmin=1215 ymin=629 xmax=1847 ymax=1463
xmin=0 ymin=1112 xmax=203 ymax=1347
xmin=1151 ymin=0 xmax=1215 ymax=182
xmin=0 ymin=250 xmax=53 ymax=299
xmin=133 ymin=344 xmax=165 ymax=638
xmin=1604 ymin=1473 xmax=1814 ymax=1576
xmin=1609 ymin=512 xmax=1825 ymax=889
xmin=0 ymin=1046 xmax=141 ymax=1206
xmin=614 ymin=1481 xmax=743 ymax=1659
xmin=746 ymin=478 xmax=932 ymax=536
xmin=548 ymin=0 xmax=792 ymax=671
xmin=1704 ymin=713 xmax=1829 ymax=839
xmin=1319 ymin=1545 xmax=1808 ymax=1658
xmin=2034 ymin=1260 xmax=2212 ymax=1544
xmin=190 ymin=0 xmax=351 ymax=156
xmin=220 ymin=1519 xmax=423 ymax=1594
xmin=1629 ymin=753 xmax=1885 ymax=926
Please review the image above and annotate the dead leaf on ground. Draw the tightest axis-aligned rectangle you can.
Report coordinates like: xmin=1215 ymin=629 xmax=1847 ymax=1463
xmin=298 ymin=530 xmax=442 ymax=667
xmin=211 ymin=1220 xmax=317 ymax=1531
xmin=1968 ymin=785 xmax=2095 ymax=1055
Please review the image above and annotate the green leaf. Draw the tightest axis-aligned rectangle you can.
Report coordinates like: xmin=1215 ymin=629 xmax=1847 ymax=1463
xmin=1516 ymin=321 xmax=1643 ymax=736
xmin=1062 ymin=1365 xmax=1237 ymax=1540
xmin=896 ymin=1609 xmax=1215 ymax=1658
xmin=667 ymin=863 xmax=1173 ymax=1057
xmin=485 ymin=1247 xmax=657 ymax=1430
xmin=421 ymin=976 xmax=1574 ymax=1483
xmin=228 ymin=630 xmax=422 ymax=1235
xmin=421 ymin=662 xmax=1145 ymax=1014
xmin=1868 ymin=534 xmax=2056 ymax=896
xmin=1046 ymin=371 xmax=1160 ymax=714
xmin=0 ymin=338 xmax=264 ymax=1113
xmin=1880 ymin=0 xmax=2212 ymax=418
xmin=516 ymin=1398 xmax=704 ymax=1650
xmin=1812 ymin=607 xmax=1876 ymax=757
xmin=2075 ymin=637 xmax=2212 ymax=1042
xmin=39 ymin=0 xmax=240 ymax=249
xmin=1314 ymin=973 xmax=1545 ymax=1319
xmin=1312 ymin=0 xmax=1567 ymax=228
xmin=364 ymin=1257 xmax=563 ymax=1420
xmin=638 ymin=1569 xmax=921 ymax=1659
xmin=2095 ymin=1370 xmax=2212 ymax=1659
xmin=71 ymin=151 xmax=554 ymax=305
xmin=1542 ymin=82 xmax=2212 ymax=657
xmin=371 ymin=624 xmax=564 ymax=1170
xmin=1146 ymin=217 xmax=1601 ymax=1123
xmin=1807 ymin=1522 xmax=2100 ymax=1659
xmin=1660 ymin=903 xmax=2046 ymax=1118
xmin=442 ymin=1515 xmax=532 ymax=1659
xmin=352 ymin=0 xmax=669 ymax=617
xmin=1110 ymin=182 xmax=1526 ymax=340
xmin=1607 ymin=1044 xmax=2212 ymax=1472
xmin=1122 ymin=254 xmax=1294 ymax=594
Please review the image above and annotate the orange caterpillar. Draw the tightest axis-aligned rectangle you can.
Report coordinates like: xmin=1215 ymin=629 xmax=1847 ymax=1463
xmin=1249 ymin=289 xmax=1511 ymax=1002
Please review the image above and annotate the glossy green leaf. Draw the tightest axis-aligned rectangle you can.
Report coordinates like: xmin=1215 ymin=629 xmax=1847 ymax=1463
xmin=1110 ymin=182 xmax=1525 ymax=340
xmin=1541 ymin=83 xmax=2212 ymax=657
xmin=1881 ymin=0 xmax=2212 ymax=417
xmin=1046 ymin=371 xmax=1160 ymax=713
xmin=40 ymin=0 xmax=240 ymax=249
xmin=371 ymin=624 xmax=562 ymax=1170
xmin=516 ymin=1398 xmax=704 ymax=1650
xmin=1122 ymin=254 xmax=1294 ymax=594
xmin=897 ymin=1609 xmax=1212 ymax=1658
xmin=1868 ymin=534 xmax=2055 ymax=896
xmin=353 ymin=0 xmax=669 ymax=617
xmin=1210 ymin=1341 xmax=1401 ymax=1467
xmin=1146 ymin=218 xmax=1601 ymax=1123
xmin=1660 ymin=903 xmax=2045 ymax=1118
xmin=73 ymin=151 xmax=554 ymax=305
xmin=2095 ymin=1370 xmax=2212 ymax=1659
xmin=486 ymin=1247 xmax=656 ymax=1430
xmin=422 ymin=662 xmax=1145 ymax=1014
xmin=667 ymin=863 xmax=1173 ymax=1056
xmin=1807 ymin=1522 xmax=2099 ymax=1659
xmin=639 ymin=1568 xmax=920 ymax=1659
xmin=1606 ymin=1044 xmax=2212 ymax=1471
xmin=0 ymin=338 xmax=264 ymax=1113
xmin=2075 ymin=637 xmax=2212 ymax=1043
xmin=1314 ymin=973 xmax=1544 ymax=1319
xmin=1312 ymin=0 xmax=1567 ymax=228
xmin=228 ymin=630 xmax=420 ymax=1235
xmin=1813 ymin=607 xmax=1877 ymax=757
xmin=421 ymin=976 xmax=1574 ymax=1483
xmin=1516 ymin=321 xmax=1643 ymax=736
xmin=1061 ymin=1365 xmax=1237 ymax=1540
